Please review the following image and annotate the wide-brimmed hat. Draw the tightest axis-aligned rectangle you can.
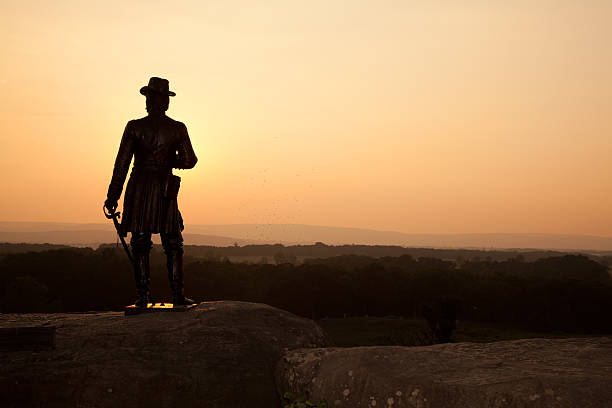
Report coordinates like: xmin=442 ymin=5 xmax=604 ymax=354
xmin=140 ymin=77 xmax=176 ymax=97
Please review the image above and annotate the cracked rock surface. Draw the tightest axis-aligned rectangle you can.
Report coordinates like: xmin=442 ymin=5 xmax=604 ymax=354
xmin=0 ymin=301 xmax=328 ymax=408
xmin=276 ymin=337 xmax=612 ymax=408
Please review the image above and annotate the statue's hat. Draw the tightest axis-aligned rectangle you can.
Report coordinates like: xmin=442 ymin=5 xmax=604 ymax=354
xmin=140 ymin=77 xmax=176 ymax=97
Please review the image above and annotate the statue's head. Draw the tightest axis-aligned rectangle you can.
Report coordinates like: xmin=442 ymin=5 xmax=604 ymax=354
xmin=139 ymin=77 xmax=175 ymax=115
xmin=145 ymin=93 xmax=170 ymax=115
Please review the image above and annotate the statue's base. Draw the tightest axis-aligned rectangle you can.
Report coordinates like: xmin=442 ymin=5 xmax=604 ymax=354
xmin=124 ymin=302 xmax=198 ymax=316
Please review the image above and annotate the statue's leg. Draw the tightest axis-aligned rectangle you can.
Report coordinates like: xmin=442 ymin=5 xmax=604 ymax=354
xmin=161 ymin=231 xmax=194 ymax=306
xmin=130 ymin=232 xmax=152 ymax=307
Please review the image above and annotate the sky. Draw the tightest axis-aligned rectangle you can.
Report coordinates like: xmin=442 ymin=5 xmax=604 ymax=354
xmin=1 ymin=0 xmax=611 ymax=236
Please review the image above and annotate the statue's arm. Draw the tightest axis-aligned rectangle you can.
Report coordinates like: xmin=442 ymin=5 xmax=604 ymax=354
xmin=106 ymin=121 xmax=135 ymax=202
xmin=174 ymin=123 xmax=198 ymax=169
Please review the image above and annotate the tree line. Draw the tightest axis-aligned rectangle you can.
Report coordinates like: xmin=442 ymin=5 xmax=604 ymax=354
xmin=1 ymin=246 xmax=610 ymax=334
xmin=98 ymin=242 xmax=594 ymax=263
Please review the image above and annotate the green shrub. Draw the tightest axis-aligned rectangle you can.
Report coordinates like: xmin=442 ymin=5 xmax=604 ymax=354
xmin=283 ymin=392 xmax=328 ymax=408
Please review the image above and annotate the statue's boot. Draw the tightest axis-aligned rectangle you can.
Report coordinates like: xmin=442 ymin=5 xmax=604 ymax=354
xmin=133 ymin=251 xmax=151 ymax=308
xmin=166 ymin=249 xmax=194 ymax=306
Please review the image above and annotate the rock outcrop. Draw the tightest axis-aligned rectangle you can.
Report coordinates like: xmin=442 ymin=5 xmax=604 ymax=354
xmin=0 ymin=301 xmax=328 ymax=408
xmin=276 ymin=337 xmax=612 ymax=408
xmin=4 ymin=302 xmax=610 ymax=408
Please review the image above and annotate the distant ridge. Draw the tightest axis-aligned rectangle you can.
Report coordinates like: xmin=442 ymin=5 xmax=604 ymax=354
xmin=0 ymin=222 xmax=264 ymax=247
xmin=1 ymin=222 xmax=612 ymax=251
xmin=186 ymin=224 xmax=612 ymax=251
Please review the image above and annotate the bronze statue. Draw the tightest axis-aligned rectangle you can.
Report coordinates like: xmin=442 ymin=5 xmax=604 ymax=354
xmin=104 ymin=77 xmax=198 ymax=308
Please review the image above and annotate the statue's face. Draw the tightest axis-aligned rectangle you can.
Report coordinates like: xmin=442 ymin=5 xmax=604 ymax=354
xmin=145 ymin=93 xmax=170 ymax=114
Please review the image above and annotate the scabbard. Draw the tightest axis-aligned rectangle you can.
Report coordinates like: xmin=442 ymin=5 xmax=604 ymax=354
xmin=112 ymin=215 xmax=134 ymax=266
xmin=104 ymin=205 xmax=135 ymax=267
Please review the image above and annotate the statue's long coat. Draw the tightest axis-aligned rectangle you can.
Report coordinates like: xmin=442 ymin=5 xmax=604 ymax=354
xmin=107 ymin=115 xmax=197 ymax=237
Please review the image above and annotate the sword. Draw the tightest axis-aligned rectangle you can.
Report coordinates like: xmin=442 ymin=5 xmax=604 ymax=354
xmin=103 ymin=204 xmax=134 ymax=266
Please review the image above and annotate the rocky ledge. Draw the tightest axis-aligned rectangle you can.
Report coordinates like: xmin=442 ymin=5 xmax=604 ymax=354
xmin=276 ymin=337 xmax=612 ymax=408
xmin=0 ymin=301 xmax=328 ymax=408
xmin=3 ymin=302 xmax=610 ymax=408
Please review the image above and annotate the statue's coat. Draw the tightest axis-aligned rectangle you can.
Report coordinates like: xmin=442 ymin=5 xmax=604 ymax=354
xmin=107 ymin=115 xmax=197 ymax=237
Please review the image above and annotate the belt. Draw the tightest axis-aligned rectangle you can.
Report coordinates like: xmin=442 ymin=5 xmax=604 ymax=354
xmin=133 ymin=164 xmax=171 ymax=173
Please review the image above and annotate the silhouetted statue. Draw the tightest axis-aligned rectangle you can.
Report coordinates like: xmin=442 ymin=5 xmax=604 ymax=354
xmin=104 ymin=77 xmax=197 ymax=307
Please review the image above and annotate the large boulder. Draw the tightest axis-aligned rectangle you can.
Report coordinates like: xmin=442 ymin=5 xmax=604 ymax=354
xmin=277 ymin=337 xmax=612 ymax=408
xmin=0 ymin=301 xmax=328 ymax=408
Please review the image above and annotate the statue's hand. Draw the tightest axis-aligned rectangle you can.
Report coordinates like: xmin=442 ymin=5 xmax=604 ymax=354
xmin=104 ymin=199 xmax=118 ymax=215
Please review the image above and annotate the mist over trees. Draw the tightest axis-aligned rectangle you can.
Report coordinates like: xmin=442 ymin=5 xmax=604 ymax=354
xmin=177 ymin=243 xmax=582 ymax=263
xmin=1 ymin=245 xmax=611 ymax=334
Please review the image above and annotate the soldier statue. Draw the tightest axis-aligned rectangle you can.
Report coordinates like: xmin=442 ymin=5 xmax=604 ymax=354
xmin=104 ymin=77 xmax=198 ymax=308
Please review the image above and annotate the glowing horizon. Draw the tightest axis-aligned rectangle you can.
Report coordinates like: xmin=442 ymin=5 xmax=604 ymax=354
xmin=1 ymin=1 xmax=611 ymax=236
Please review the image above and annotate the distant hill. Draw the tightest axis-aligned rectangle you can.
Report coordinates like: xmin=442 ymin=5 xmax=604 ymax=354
xmin=0 ymin=222 xmax=264 ymax=247
xmin=1 ymin=222 xmax=612 ymax=251
xmin=0 ymin=242 xmax=72 ymax=255
xmin=186 ymin=224 xmax=612 ymax=251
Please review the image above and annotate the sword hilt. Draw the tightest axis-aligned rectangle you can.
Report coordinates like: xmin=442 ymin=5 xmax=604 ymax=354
xmin=103 ymin=204 xmax=134 ymax=266
xmin=103 ymin=204 xmax=120 ymax=220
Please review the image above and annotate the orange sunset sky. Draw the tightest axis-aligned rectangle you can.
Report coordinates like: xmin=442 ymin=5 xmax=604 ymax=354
xmin=1 ymin=1 xmax=611 ymax=236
